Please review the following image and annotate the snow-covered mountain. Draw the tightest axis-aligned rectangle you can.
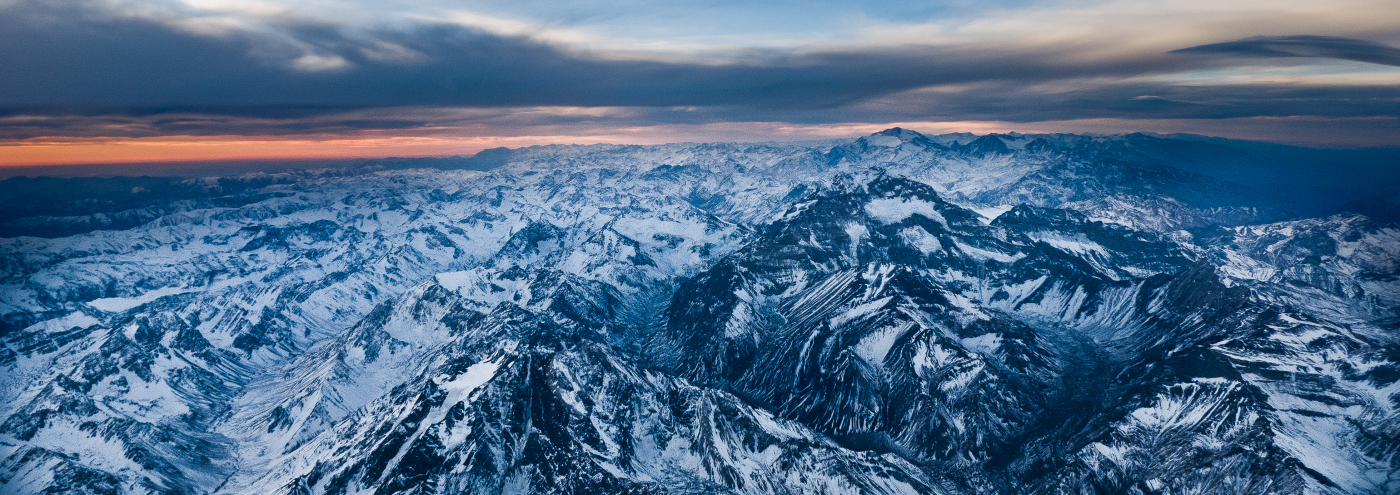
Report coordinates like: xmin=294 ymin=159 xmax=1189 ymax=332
xmin=1 ymin=129 xmax=1396 ymax=494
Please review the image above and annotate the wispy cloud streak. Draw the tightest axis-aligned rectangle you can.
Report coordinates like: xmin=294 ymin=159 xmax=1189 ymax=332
xmin=1174 ymin=36 xmax=1400 ymax=67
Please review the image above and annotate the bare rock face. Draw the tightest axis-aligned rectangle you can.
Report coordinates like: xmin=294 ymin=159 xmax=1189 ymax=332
xmin=2 ymin=130 xmax=1397 ymax=495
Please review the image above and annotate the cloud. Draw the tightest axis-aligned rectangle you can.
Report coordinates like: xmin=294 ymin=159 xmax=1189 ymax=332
xmin=0 ymin=0 xmax=1201 ymax=113
xmin=1174 ymin=35 xmax=1400 ymax=67
xmin=1 ymin=0 xmax=1398 ymax=148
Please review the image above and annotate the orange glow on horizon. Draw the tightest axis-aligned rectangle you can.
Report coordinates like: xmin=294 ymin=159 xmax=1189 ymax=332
xmin=0 ymin=135 xmax=589 ymax=167
xmin=0 ymin=121 xmax=1024 ymax=167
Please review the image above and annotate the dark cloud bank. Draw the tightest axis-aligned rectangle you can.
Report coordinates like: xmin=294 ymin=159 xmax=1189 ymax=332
xmin=1174 ymin=35 xmax=1400 ymax=67
xmin=1 ymin=0 xmax=1399 ymax=143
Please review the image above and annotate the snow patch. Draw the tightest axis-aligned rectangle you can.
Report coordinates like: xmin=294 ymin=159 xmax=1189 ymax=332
xmin=1028 ymin=231 xmax=1109 ymax=258
xmin=843 ymin=222 xmax=869 ymax=260
xmin=898 ymin=227 xmax=942 ymax=254
xmin=87 ymin=286 xmax=192 ymax=312
xmin=865 ymin=198 xmax=947 ymax=228
xmin=960 ymin=333 xmax=1002 ymax=355
xmin=953 ymin=240 xmax=1025 ymax=263
xmin=854 ymin=322 xmax=914 ymax=367
xmin=435 ymin=357 xmax=503 ymax=402
xmin=970 ymin=205 xmax=1015 ymax=225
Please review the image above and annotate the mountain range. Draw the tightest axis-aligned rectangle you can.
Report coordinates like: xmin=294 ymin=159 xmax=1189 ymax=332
xmin=1 ymin=129 xmax=1397 ymax=494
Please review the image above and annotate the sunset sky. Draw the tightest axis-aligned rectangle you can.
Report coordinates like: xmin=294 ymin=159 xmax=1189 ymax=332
xmin=3 ymin=0 xmax=1399 ymax=166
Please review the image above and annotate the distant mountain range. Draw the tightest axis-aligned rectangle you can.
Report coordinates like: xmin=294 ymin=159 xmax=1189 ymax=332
xmin=2 ymin=129 xmax=1397 ymax=494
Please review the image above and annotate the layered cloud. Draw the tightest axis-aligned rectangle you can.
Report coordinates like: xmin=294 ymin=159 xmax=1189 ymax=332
xmin=1 ymin=0 xmax=1398 ymax=153
xmin=1174 ymin=36 xmax=1400 ymax=67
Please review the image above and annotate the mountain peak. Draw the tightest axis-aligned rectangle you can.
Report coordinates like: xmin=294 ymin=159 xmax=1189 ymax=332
xmin=865 ymin=127 xmax=929 ymax=147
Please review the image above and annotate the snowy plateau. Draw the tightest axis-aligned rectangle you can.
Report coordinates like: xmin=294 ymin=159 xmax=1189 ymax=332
xmin=1 ymin=128 xmax=1398 ymax=495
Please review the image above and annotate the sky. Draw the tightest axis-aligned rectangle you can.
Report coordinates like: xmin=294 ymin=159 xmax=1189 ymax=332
xmin=2 ymin=0 xmax=1399 ymax=166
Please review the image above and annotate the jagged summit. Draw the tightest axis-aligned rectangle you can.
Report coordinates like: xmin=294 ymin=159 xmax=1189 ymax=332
xmin=865 ymin=127 xmax=932 ymax=146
